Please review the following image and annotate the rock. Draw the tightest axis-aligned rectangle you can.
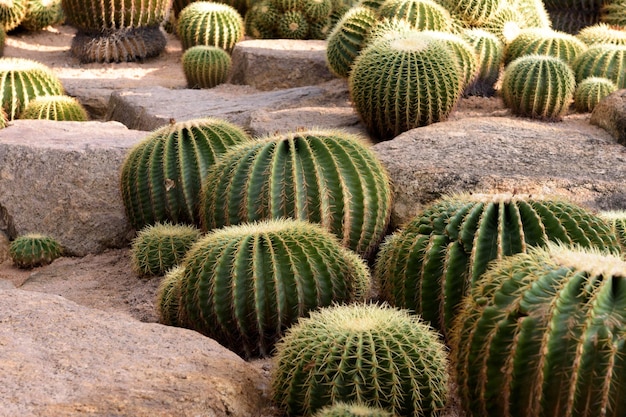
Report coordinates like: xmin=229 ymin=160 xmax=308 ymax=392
xmin=0 ymin=288 xmax=269 ymax=417
xmin=0 ymin=120 xmax=146 ymax=256
xmin=590 ymin=89 xmax=626 ymax=146
xmin=372 ymin=116 xmax=626 ymax=227
xmin=228 ymin=39 xmax=336 ymax=91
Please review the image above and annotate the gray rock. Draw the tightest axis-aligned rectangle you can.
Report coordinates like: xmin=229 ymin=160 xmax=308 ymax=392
xmin=229 ymin=39 xmax=335 ymax=91
xmin=0 ymin=288 xmax=269 ymax=417
xmin=590 ymin=88 xmax=626 ymax=146
xmin=372 ymin=116 xmax=626 ymax=227
xmin=0 ymin=120 xmax=146 ymax=256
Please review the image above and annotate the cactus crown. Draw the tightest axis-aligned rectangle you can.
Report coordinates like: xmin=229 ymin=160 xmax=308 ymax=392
xmin=480 ymin=5 xmax=527 ymax=44
xmin=9 ymin=233 xmax=62 ymax=269
xmin=20 ymin=95 xmax=89 ymax=121
xmin=177 ymin=1 xmax=244 ymax=51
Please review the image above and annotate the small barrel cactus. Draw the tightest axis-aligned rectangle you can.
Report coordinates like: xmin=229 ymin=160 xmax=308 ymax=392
xmin=21 ymin=0 xmax=65 ymax=31
xmin=0 ymin=57 xmax=64 ymax=121
xmin=131 ymin=222 xmax=202 ymax=277
xmin=182 ymin=45 xmax=232 ymax=89
xmin=377 ymin=0 xmax=454 ymax=32
xmin=374 ymin=193 xmax=621 ymax=336
xmin=573 ymin=76 xmax=618 ymax=112
xmin=9 ymin=233 xmax=62 ymax=269
xmin=119 ymin=117 xmax=253 ymax=230
xmin=0 ymin=0 xmax=27 ymax=31
xmin=177 ymin=1 xmax=245 ymax=51
xmin=313 ymin=403 xmax=396 ymax=417
xmin=156 ymin=265 xmax=185 ymax=326
xmin=199 ymin=129 xmax=393 ymax=257
xmin=576 ymin=23 xmax=626 ymax=47
xmin=501 ymin=54 xmax=576 ymax=121
xmin=177 ymin=218 xmax=372 ymax=358
xmin=348 ymin=30 xmax=463 ymax=141
xmin=600 ymin=210 xmax=626 ymax=250
xmin=451 ymin=244 xmax=626 ymax=417
xmin=503 ymin=27 xmax=588 ymax=66
xmin=461 ymin=28 xmax=504 ymax=97
xmin=20 ymin=95 xmax=89 ymax=121
xmin=272 ymin=303 xmax=449 ymax=417
xmin=572 ymin=43 xmax=626 ymax=89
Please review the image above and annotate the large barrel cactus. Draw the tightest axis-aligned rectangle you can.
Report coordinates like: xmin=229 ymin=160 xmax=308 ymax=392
xmin=272 ymin=303 xmax=449 ymax=417
xmin=421 ymin=30 xmax=479 ymax=90
xmin=503 ymin=27 xmax=588 ymax=66
xmin=451 ymin=244 xmax=626 ymax=417
xmin=119 ymin=117 xmax=252 ymax=230
xmin=348 ymin=30 xmax=463 ymax=141
xmin=573 ymin=43 xmax=626 ymax=88
xmin=374 ymin=193 xmax=621 ymax=336
xmin=461 ymin=28 xmax=503 ymax=97
xmin=177 ymin=1 xmax=244 ymax=51
xmin=199 ymin=129 xmax=392 ymax=257
xmin=176 ymin=218 xmax=372 ymax=358
xmin=573 ymin=76 xmax=618 ymax=112
xmin=501 ymin=54 xmax=576 ymax=121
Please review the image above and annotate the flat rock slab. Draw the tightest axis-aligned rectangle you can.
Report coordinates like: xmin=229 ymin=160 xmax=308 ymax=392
xmin=372 ymin=116 xmax=626 ymax=227
xmin=0 ymin=288 xmax=268 ymax=417
xmin=0 ymin=120 xmax=146 ymax=256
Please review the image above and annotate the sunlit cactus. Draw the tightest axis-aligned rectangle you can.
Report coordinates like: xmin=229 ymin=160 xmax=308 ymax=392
xmin=182 ymin=45 xmax=232 ymax=89
xmin=0 ymin=0 xmax=27 ymax=31
xmin=576 ymin=22 xmax=626 ymax=47
xmin=439 ymin=0 xmax=505 ymax=26
xmin=573 ymin=76 xmax=618 ymax=112
xmin=421 ymin=29 xmax=479 ymax=90
xmin=177 ymin=1 xmax=245 ymax=51
xmin=313 ymin=402 xmax=397 ymax=417
xmin=599 ymin=210 xmax=626 ymax=250
xmin=21 ymin=0 xmax=65 ymax=31
xmin=480 ymin=5 xmax=528 ymax=44
xmin=509 ymin=0 xmax=551 ymax=28
xmin=572 ymin=43 xmax=626 ymax=88
xmin=504 ymin=27 xmax=588 ymax=66
xmin=20 ymin=95 xmax=89 ymax=121
xmin=377 ymin=0 xmax=454 ymax=32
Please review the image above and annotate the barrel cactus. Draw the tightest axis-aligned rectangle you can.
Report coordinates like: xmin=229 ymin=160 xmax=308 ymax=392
xmin=120 ymin=117 xmax=253 ymax=230
xmin=276 ymin=9 xmax=310 ymax=38
xmin=451 ymin=244 xmax=626 ymax=417
xmin=421 ymin=30 xmax=479 ymax=90
xmin=576 ymin=23 xmax=626 ymax=47
xmin=439 ymin=0 xmax=505 ymax=26
xmin=177 ymin=1 xmax=244 ymax=51
xmin=21 ymin=0 xmax=65 ymax=31
xmin=377 ymin=0 xmax=454 ymax=32
xmin=200 ymin=129 xmax=392 ymax=257
xmin=374 ymin=193 xmax=621 ymax=336
xmin=572 ymin=43 xmax=626 ymax=88
xmin=9 ymin=233 xmax=62 ymax=269
xmin=313 ymin=402 xmax=396 ymax=417
xmin=0 ymin=57 xmax=64 ymax=120
xmin=181 ymin=45 xmax=232 ymax=89
xmin=503 ymin=27 xmax=588 ymax=66
xmin=600 ymin=0 xmax=626 ymax=27
xmin=461 ymin=28 xmax=503 ymax=96
xmin=509 ymin=0 xmax=551 ymax=28
xmin=573 ymin=76 xmax=618 ymax=112
xmin=20 ymin=95 xmax=89 ymax=121
xmin=244 ymin=0 xmax=281 ymax=39
xmin=0 ymin=0 xmax=27 ymax=31
xmin=480 ymin=5 xmax=528 ymax=44
xmin=600 ymin=210 xmax=626 ymax=250
xmin=177 ymin=218 xmax=372 ymax=358
xmin=501 ymin=54 xmax=576 ymax=121
xmin=272 ymin=303 xmax=449 ymax=417
xmin=131 ymin=222 xmax=202 ymax=277
xmin=156 ymin=265 xmax=185 ymax=326
xmin=348 ymin=30 xmax=463 ymax=141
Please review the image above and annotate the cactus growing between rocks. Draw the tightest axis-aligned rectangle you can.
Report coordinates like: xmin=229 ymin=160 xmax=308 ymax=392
xmin=120 ymin=117 xmax=252 ymax=230
xmin=271 ymin=303 xmax=449 ymax=417
xmin=461 ymin=28 xmax=503 ymax=96
xmin=503 ymin=27 xmax=588 ymax=66
xmin=20 ymin=95 xmax=89 ymax=121
xmin=9 ymin=233 xmax=62 ymax=269
xmin=313 ymin=402 xmax=396 ymax=417
xmin=501 ymin=54 xmax=576 ymax=121
xmin=573 ymin=76 xmax=617 ymax=112
xmin=572 ymin=43 xmax=626 ymax=88
xmin=21 ymin=0 xmax=64 ymax=31
xmin=181 ymin=45 xmax=232 ymax=89
xmin=0 ymin=0 xmax=27 ymax=31
xmin=451 ymin=244 xmax=626 ymax=417
xmin=177 ymin=1 xmax=244 ymax=51
xmin=199 ymin=129 xmax=392 ymax=257
xmin=374 ymin=193 xmax=621 ymax=336
xmin=177 ymin=218 xmax=372 ymax=358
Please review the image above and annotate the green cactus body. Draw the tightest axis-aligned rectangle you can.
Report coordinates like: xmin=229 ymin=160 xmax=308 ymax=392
xmin=600 ymin=210 xmax=626 ymax=250
xmin=182 ymin=45 xmax=232 ymax=89
xmin=357 ymin=0 xmax=386 ymax=11
xmin=276 ymin=10 xmax=309 ymax=38
xmin=349 ymin=30 xmax=463 ymax=141
xmin=572 ymin=43 xmax=626 ymax=88
xmin=301 ymin=0 xmax=332 ymax=22
xmin=461 ymin=28 xmax=503 ymax=96
xmin=546 ymin=8 xmax=599 ymax=35
xmin=313 ymin=403 xmax=396 ymax=417
xmin=270 ymin=0 xmax=301 ymax=12
xmin=573 ymin=76 xmax=618 ymax=112
xmin=374 ymin=193 xmax=621 ymax=336
xmin=308 ymin=17 xmax=332 ymax=39
xmin=366 ymin=16 xmax=414 ymax=41
xmin=156 ymin=265 xmax=185 ymax=326
xmin=9 ymin=233 xmax=62 ymax=269
xmin=600 ymin=1 xmax=626 ymax=27
xmin=509 ymin=0 xmax=551 ymax=28
xmin=21 ymin=0 xmax=65 ymax=31
xmin=61 ymin=0 xmax=170 ymax=30
xmin=20 ymin=95 xmax=89 ymax=121
xmin=451 ymin=244 xmax=626 ymax=417
xmin=271 ymin=303 xmax=449 ymax=416
xmin=0 ymin=26 xmax=5 ymax=56
xmin=504 ymin=28 xmax=588 ymax=67
xmin=325 ymin=6 xmax=378 ymax=78
xmin=0 ymin=0 xmax=27 ymax=31
xmin=199 ymin=129 xmax=392 ymax=257
xmin=480 ymin=5 xmax=528 ymax=44
xmin=377 ymin=0 xmax=454 ymax=32
xmin=131 ymin=222 xmax=202 ymax=277
xmin=421 ymin=29 xmax=479 ymax=90
xmin=120 ymin=117 xmax=253 ymax=230
xmin=576 ymin=23 xmax=626 ymax=47
xmin=0 ymin=57 xmax=64 ymax=120
xmin=178 ymin=218 xmax=372 ymax=358
xmin=244 ymin=0 xmax=280 ymax=39
xmin=440 ymin=0 xmax=505 ymax=26
xmin=502 ymin=54 xmax=576 ymax=121
xmin=177 ymin=1 xmax=245 ymax=51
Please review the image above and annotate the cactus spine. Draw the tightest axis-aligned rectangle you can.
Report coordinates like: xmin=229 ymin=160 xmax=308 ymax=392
xmin=120 ymin=117 xmax=252 ymax=230
xmin=20 ymin=95 xmax=89 ymax=121
xmin=461 ymin=28 xmax=503 ymax=96
xmin=0 ymin=0 xmax=27 ymax=31
xmin=271 ymin=303 xmax=449 ymax=417
xmin=182 ymin=45 xmax=232 ymax=89
xmin=313 ymin=403 xmax=396 ymax=417
xmin=503 ymin=27 xmax=588 ymax=66
xmin=600 ymin=210 xmax=626 ymax=250
xmin=177 ymin=219 xmax=372 ymax=358
xmin=9 ymin=233 xmax=62 ymax=268
xmin=439 ymin=0 xmax=505 ymax=26
xmin=576 ymin=23 xmax=626 ymax=47
xmin=573 ymin=76 xmax=617 ymax=112
xmin=572 ymin=43 xmax=626 ymax=89
xmin=374 ymin=193 xmax=621 ymax=336
xmin=177 ymin=1 xmax=244 ymax=51
xmin=451 ymin=244 xmax=626 ymax=417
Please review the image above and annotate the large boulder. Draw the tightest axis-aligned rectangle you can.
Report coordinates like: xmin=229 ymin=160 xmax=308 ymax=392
xmin=0 ymin=288 xmax=269 ymax=416
xmin=590 ymin=88 xmax=626 ymax=146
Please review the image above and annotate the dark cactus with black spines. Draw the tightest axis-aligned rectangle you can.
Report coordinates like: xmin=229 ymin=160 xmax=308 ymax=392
xmin=461 ymin=28 xmax=503 ymax=97
xmin=348 ymin=30 xmax=463 ymax=141
xmin=271 ymin=303 xmax=449 ymax=417
xmin=0 ymin=57 xmax=64 ymax=120
xmin=503 ymin=27 xmax=588 ymax=66
xmin=0 ymin=0 xmax=27 ymax=31
xmin=572 ymin=43 xmax=626 ymax=89
xmin=20 ymin=95 xmax=89 ymax=121
xmin=573 ymin=76 xmax=617 ymax=112
xmin=177 ymin=1 xmax=245 ymax=51
xmin=199 ymin=129 xmax=392 ymax=257
xmin=9 ymin=233 xmax=62 ymax=269
xmin=374 ymin=193 xmax=622 ymax=336
xmin=177 ymin=218 xmax=372 ymax=358
xmin=182 ymin=45 xmax=232 ymax=89
xmin=451 ymin=244 xmax=626 ymax=417
xmin=119 ymin=117 xmax=253 ymax=230
xmin=502 ymin=54 xmax=576 ymax=121
xmin=21 ymin=0 xmax=65 ymax=31
xmin=377 ymin=0 xmax=454 ymax=32
xmin=577 ymin=23 xmax=626 ymax=46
